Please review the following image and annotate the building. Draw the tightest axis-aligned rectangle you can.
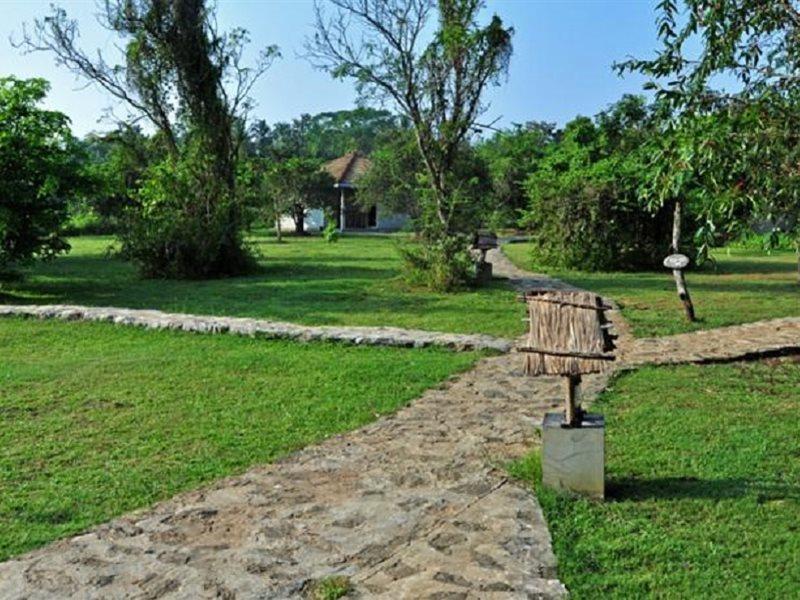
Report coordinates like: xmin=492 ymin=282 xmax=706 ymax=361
xmin=280 ymin=151 xmax=409 ymax=232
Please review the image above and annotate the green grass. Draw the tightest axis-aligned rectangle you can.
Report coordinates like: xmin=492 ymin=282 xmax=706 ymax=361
xmin=510 ymin=360 xmax=800 ymax=598
xmin=503 ymin=243 xmax=799 ymax=337
xmin=0 ymin=317 xmax=481 ymax=560
xmin=307 ymin=576 xmax=353 ymax=600
xmin=1 ymin=234 xmax=523 ymax=338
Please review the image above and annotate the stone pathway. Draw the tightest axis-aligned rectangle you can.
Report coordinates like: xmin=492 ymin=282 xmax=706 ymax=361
xmin=623 ymin=317 xmax=800 ymax=367
xmin=0 ymin=304 xmax=512 ymax=353
xmin=1 ymin=249 xmax=797 ymax=599
xmin=490 ymin=246 xmax=800 ymax=368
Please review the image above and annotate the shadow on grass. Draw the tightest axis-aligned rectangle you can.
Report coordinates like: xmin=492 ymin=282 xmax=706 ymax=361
xmin=608 ymin=476 xmax=800 ymax=502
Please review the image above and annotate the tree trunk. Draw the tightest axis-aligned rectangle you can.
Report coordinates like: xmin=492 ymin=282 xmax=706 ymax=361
xmin=293 ymin=204 xmax=305 ymax=235
xmin=671 ymin=200 xmax=696 ymax=322
xmin=275 ymin=215 xmax=282 ymax=243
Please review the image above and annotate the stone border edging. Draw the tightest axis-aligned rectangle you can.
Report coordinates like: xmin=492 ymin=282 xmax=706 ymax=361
xmin=0 ymin=304 xmax=514 ymax=353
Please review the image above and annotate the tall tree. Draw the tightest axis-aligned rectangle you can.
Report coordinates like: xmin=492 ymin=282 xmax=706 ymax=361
xmin=19 ymin=0 xmax=278 ymax=278
xmin=0 ymin=77 xmax=85 ymax=277
xmin=307 ymin=0 xmax=513 ymax=290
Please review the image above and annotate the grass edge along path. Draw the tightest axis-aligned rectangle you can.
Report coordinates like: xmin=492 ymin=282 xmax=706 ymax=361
xmin=509 ymin=360 xmax=800 ymax=599
xmin=2 ymin=235 xmax=524 ymax=338
xmin=0 ymin=317 xmax=483 ymax=561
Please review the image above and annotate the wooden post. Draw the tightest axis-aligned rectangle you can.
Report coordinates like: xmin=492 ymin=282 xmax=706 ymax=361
xmin=563 ymin=374 xmax=582 ymax=427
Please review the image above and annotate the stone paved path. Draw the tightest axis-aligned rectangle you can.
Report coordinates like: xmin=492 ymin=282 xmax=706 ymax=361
xmin=1 ymin=249 xmax=797 ymax=599
xmin=622 ymin=317 xmax=800 ymax=367
xmin=0 ymin=305 xmax=512 ymax=353
xmin=491 ymin=246 xmax=800 ymax=368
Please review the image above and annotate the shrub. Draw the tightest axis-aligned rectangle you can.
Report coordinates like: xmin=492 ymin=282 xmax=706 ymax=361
xmin=397 ymin=235 xmax=474 ymax=291
xmin=522 ymin=168 xmax=678 ymax=271
xmin=519 ymin=99 xmax=694 ymax=271
xmin=119 ymin=152 xmax=253 ymax=279
xmin=321 ymin=209 xmax=340 ymax=243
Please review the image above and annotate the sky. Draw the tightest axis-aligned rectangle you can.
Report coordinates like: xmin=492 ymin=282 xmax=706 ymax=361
xmin=0 ymin=0 xmax=662 ymax=137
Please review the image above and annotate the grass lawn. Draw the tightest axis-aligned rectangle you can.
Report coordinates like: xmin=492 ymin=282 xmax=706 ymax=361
xmin=503 ymin=243 xmax=799 ymax=337
xmin=0 ymin=234 xmax=524 ymax=338
xmin=510 ymin=360 xmax=800 ymax=598
xmin=0 ymin=317 xmax=481 ymax=561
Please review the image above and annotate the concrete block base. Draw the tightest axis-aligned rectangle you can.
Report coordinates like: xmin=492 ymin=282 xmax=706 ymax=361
xmin=541 ymin=412 xmax=605 ymax=499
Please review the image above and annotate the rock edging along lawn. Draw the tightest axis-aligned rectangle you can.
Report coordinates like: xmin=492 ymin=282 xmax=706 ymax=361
xmin=0 ymin=304 xmax=514 ymax=353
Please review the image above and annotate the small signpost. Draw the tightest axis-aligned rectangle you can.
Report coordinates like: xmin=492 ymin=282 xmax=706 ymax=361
xmin=664 ymin=253 xmax=695 ymax=321
xmin=518 ymin=289 xmax=617 ymax=498
xmin=472 ymin=230 xmax=498 ymax=284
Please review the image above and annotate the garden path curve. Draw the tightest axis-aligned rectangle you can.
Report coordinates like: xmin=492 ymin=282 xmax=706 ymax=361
xmin=491 ymin=245 xmax=800 ymax=367
xmin=1 ymin=249 xmax=798 ymax=599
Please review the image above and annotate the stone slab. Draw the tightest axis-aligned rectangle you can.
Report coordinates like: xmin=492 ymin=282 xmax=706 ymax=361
xmin=542 ymin=412 xmax=605 ymax=499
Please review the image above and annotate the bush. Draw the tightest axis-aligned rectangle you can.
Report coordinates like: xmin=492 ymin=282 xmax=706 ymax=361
xmin=119 ymin=153 xmax=253 ymax=279
xmin=522 ymin=172 xmax=678 ymax=271
xmin=519 ymin=99 xmax=694 ymax=271
xmin=321 ymin=209 xmax=340 ymax=243
xmin=728 ymin=229 xmax=797 ymax=252
xmin=397 ymin=235 xmax=474 ymax=291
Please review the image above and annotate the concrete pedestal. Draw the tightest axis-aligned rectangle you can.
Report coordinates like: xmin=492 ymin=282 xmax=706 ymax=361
xmin=476 ymin=261 xmax=493 ymax=284
xmin=541 ymin=412 xmax=604 ymax=499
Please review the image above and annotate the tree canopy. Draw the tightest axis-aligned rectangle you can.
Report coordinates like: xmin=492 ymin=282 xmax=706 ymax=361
xmin=0 ymin=77 xmax=85 ymax=276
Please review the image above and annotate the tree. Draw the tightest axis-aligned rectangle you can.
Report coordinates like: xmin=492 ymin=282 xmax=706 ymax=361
xmin=256 ymin=158 xmax=334 ymax=238
xmin=0 ymin=77 xmax=85 ymax=278
xmin=617 ymin=0 xmax=800 ymax=281
xmin=248 ymin=108 xmax=404 ymax=161
xmin=307 ymin=0 xmax=513 ymax=290
xmin=20 ymin=0 xmax=278 ymax=278
xmin=357 ymin=129 xmax=425 ymax=219
xmin=476 ymin=121 xmax=557 ymax=227
xmin=72 ymin=126 xmax=156 ymax=234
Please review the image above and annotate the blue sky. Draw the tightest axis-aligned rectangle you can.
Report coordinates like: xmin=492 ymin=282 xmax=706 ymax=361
xmin=0 ymin=0 xmax=661 ymax=136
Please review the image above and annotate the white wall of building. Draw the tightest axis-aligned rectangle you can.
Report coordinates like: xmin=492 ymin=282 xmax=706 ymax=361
xmin=277 ymin=205 xmax=408 ymax=232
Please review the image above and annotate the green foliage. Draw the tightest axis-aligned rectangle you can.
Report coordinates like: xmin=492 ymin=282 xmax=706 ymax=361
xmin=0 ymin=317 xmax=480 ymax=559
xmin=357 ymin=129 xmax=423 ymax=218
xmin=360 ymin=130 xmax=493 ymax=289
xmin=397 ymin=235 xmax=475 ymax=292
xmin=729 ymin=229 xmax=797 ymax=252
xmin=618 ymin=2 xmax=800 ymax=267
xmin=511 ymin=360 xmax=800 ymax=598
xmin=0 ymin=77 xmax=85 ymax=276
xmin=72 ymin=126 xmax=156 ymax=235
xmin=256 ymin=157 xmax=334 ymax=235
xmin=307 ymin=576 xmax=352 ymax=600
xmin=309 ymin=0 xmax=513 ymax=289
xmin=118 ymin=148 xmax=253 ymax=279
xmin=476 ymin=121 xmax=557 ymax=226
xmin=25 ymin=1 xmax=278 ymax=279
xmin=520 ymin=97 xmax=680 ymax=271
xmin=321 ymin=209 xmax=340 ymax=243
xmin=248 ymin=108 xmax=403 ymax=160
